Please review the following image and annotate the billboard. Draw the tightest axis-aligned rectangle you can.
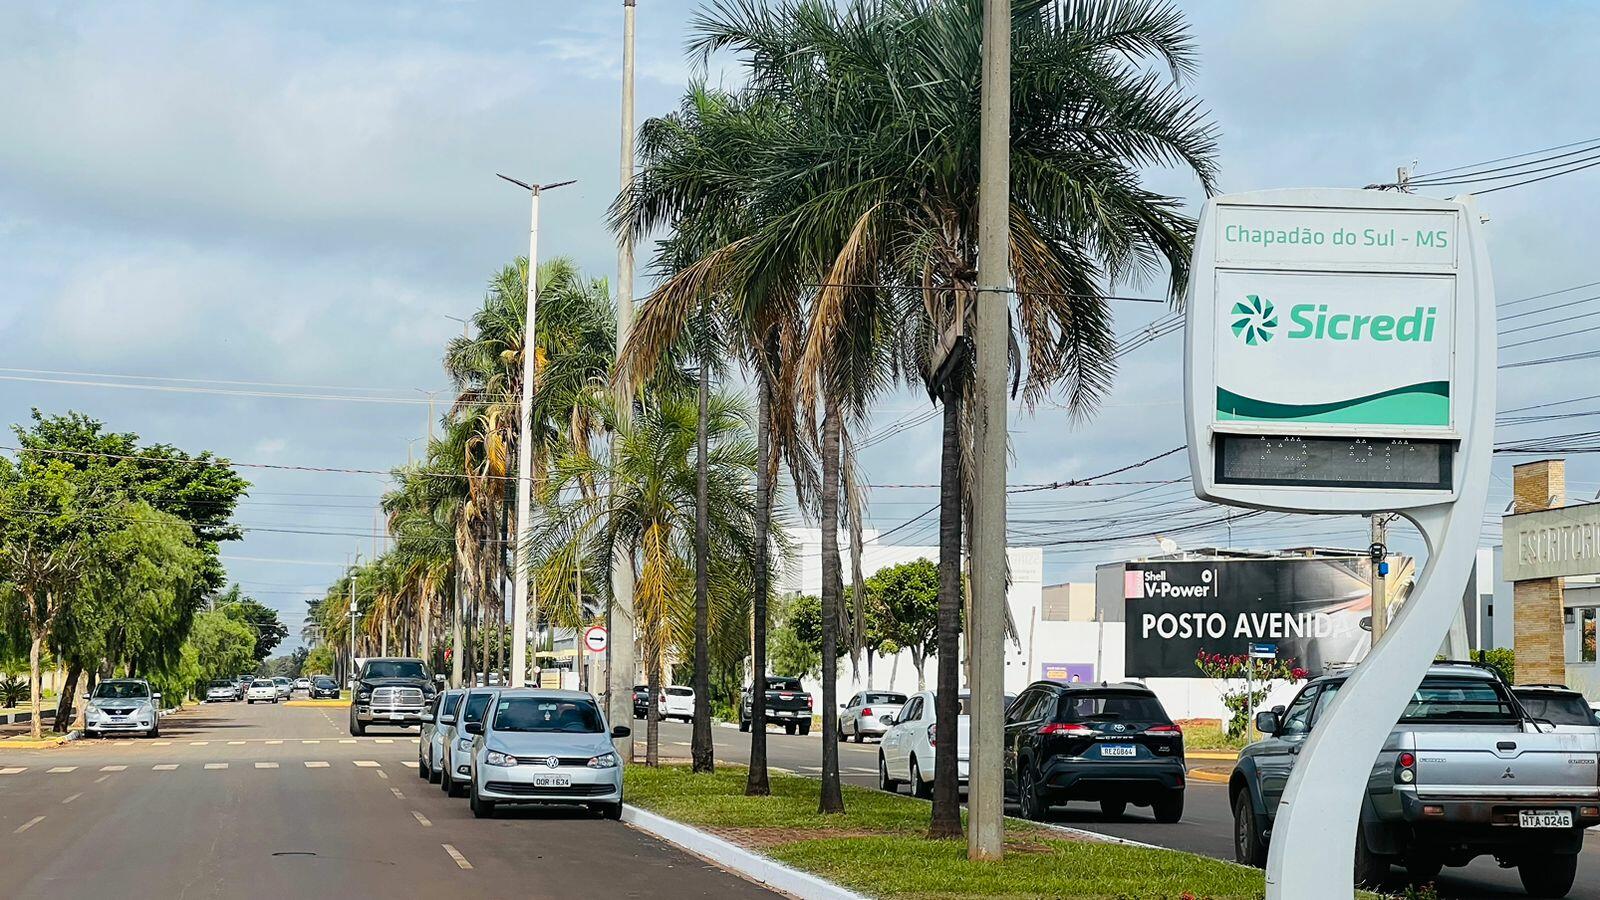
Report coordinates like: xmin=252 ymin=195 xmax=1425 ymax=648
xmin=1123 ymin=557 xmax=1371 ymax=677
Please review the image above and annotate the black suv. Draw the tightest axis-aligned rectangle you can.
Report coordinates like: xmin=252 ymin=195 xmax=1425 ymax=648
xmin=1003 ymin=681 xmax=1185 ymax=822
xmin=632 ymin=684 xmax=652 ymax=720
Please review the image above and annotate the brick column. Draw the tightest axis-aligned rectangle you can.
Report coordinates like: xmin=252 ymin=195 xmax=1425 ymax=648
xmin=1513 ymin=459 xmax=1566 ymax=684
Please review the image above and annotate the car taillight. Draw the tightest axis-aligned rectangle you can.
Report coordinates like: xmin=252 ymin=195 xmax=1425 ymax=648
xmin=1038 ymin=723 xmax=1094 ymax=737
xmin=1396 ymin=751 xmax=1416 ymax=784
xmin=861 ymin=708 xmax=873 ymax=718
xmin=805 ymin=695 xmax=814 ymax=707
xmin=1146 ymin=724 xmax=1181 ymax=734
xmin=927 ymin=723 xmax=937 ymax=746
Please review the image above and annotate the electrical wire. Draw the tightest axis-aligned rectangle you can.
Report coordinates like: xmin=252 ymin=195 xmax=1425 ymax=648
xmin=1412 ymin=136 xmax=1600 ymax=180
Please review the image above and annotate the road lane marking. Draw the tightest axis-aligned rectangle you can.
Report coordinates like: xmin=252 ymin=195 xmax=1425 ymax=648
xmin=152 ymin=741 xmax=172 ymax=746
xmin=153 ymin=764 xmax=178 ymax=771
xmin=15 ymin=816 xmax=44 ymax=834
xmin=99 ymin=765 xmax=126 ymax=772
xmin=375 ymin=738 xmax=394 ymax=744
xmin=205 ymin=763 xmax=229 ymax=770
xmin=376 ymin=769 xmax=389 ymax=780
xmin=266 ymin=740 xmax=283 ymax=745
xmin=304 ymin=761 xmax=329 ymax=768
xmin=228 ymin=740 xmax=246 ymax=745
xmin=47 ymin=767 xmax=76 ymax=774
xmin=94 ymin=775 xmax=110 ymax=784
xmin=399 ymin=760 xmax=417 ymax=768
xmin=0 ymin=767 xmax=25 ymax=775
xmin=189 ymin=741 xmax=209 ymax=746
xmin=339 ymin=739 xmax=357 ymax=744
xmin=353 ymin=760 xmax=380 ymax=767
xmin=255 ymin=762 xmax=279 ymax=769
xmin=442 ymin=844 xmax=472 ymax=869
xmin=301 ymin=740 xmax=320 ymax=744
xmin=411 ymin=811 xmax=432 ymax=827
xmin=390 ymin=787 xmax=404 ymax=799
xmin=61 ymin=793 xmax=81 ymax=805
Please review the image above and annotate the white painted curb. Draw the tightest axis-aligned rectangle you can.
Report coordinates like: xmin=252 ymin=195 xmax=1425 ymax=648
xmin=621 ymin=806 xmax=868 ymax=900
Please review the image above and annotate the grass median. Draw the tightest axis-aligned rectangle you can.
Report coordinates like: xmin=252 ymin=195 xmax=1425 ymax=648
xmin=624 ymin=764 xmax=1268 ymax=899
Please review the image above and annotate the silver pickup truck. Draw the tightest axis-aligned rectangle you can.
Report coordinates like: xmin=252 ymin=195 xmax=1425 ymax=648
xmin=1229 ymin=661 xmax=1600 ymax=897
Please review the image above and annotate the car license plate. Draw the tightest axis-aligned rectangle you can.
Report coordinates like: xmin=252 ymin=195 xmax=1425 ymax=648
xmin=1100 ymin=744 xmax=1136 ymax=758
xmin=777 ymin=710 xmax=793 ymax=717
xmin=1519 ymin=809 xmax=1573 ymax=828
xmin=388 ymin=712 xmax=406 ymax=720
xmin=533 ymin=774 xmax=572 ymax=788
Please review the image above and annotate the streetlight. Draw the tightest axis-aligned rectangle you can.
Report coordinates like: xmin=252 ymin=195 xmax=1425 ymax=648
xmin=497 ymin=173 xmax=575 ymax=689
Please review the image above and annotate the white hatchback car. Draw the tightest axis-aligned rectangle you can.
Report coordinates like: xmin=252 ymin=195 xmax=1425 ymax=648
xmin=247 ymin=679 xmax=279 ymax=703
xmin=660 ymin=686 xmax=695 ymax=722
xmin=839 ymin=691 xmax=907 ymax=742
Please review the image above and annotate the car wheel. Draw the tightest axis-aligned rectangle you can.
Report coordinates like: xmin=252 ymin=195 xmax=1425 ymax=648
xmin=469 ymin=782 xmax=495 ymax=819
xmin=1519 ymin=853 xmax=1578 ymax=898
xmin=350 ymin=718 xmax=365 ymax=737
xmin=1099 ymin=799 xmax=1127 ymax=819
xmin=853 ymin=729 xmax=863 ymax=743
xmin=83 ymin=729 xmax=97 ymax=739
xmin=448 ymin=769 xmax=468 ymax=798
xmin=439 ymin=764 xmax=452 ymax=793
xmin=146 ymin=723 xmax=159 ymax=739
xmin=1152 ymin=791 xmax=1183 ymax=824
xmin=784 ymin=723 xmax=795 ymax=735
xmin=798 ymin=721 xmax=811 ymax=736
xmin=417 ymin=752 xmax=429 ymax=780
xmin=837 ymin=722 xmax=846 ymax=741
xmin=878 ymin=753 xmax=899 ymax=792
xmin=247 ymin=699 xmax=254 ymax=705
xmin=1233 ymin=790 xmax=1267 ymax=867
xmin=1404 ymin=854 xmax=1442 ymax=885
xmin=1018 ymin=763 xmax=1044 ymax=821
xmin=910 ymin=757 xmax=933 ymax=799
xmin=1352 ymin=825 xmax=1391 ymax=889
xmin=596 ymin=802 xmax=622 ymax=820
xmin=738 ymin=718 xmax=749 ymax=732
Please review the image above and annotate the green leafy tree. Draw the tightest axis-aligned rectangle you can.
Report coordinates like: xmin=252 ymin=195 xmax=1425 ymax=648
xmin=867 ymin=559 xmax=941 ymax=689
xmin=302 ymin=645 xmax=335 ymax=678
xmin=769 ymin=594 xmax=822 ymax=679
xmin=188 ymin=611 xmax=258 ymax=694
xmin=214 ymin=586 xmax=289 ymax=662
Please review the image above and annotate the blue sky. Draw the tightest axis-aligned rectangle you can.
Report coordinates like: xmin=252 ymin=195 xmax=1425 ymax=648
xmin=3 ymin=1 xmax=1599 ymax=645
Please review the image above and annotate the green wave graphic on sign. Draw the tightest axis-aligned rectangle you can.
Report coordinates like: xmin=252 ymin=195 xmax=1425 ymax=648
xmin=1217 ymin=381 xmax=1449 ymax=425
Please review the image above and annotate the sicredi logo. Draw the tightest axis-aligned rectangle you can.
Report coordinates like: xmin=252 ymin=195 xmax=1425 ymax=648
xmin=1232 ymin=295 xmax=1438 ymax=345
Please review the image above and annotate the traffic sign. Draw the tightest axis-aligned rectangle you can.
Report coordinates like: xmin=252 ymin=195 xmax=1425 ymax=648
xmin=583 ymin=626 xmax=608 ymax=653
xmin=1248 ymin=642 xmax=1277 ymax=659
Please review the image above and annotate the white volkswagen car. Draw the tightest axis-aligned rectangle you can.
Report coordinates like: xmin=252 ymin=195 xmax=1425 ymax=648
xmin=877 ymin=691 xmax=1010 ymax=798
xmin=247 ymin=678 xmax=279 ymax=703
xmin=839 ymin=691 xmax=907 ymax=742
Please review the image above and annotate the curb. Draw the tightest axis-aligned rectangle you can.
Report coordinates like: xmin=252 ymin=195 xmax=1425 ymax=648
xmin=622 ymin=806 xmax=867 ymax=900
xmin=1188 ymin=770 xmax=1229 ymax=784
xmin=1184 ymin=750 xmax=1240 ymax=762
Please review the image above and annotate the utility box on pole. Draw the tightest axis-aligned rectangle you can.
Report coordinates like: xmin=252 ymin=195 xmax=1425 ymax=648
xmin=1184 ymin=188 xmax=1494 ymax=899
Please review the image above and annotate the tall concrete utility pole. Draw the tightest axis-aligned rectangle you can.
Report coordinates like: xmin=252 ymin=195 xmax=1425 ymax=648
xmin=498 ymin=173 xmax=575 ymax=689
xmin=968 ymin=0 xmax=1010 ymax=863
xmin=1369 ymin=514 xmax=1388 ymax=643
xmin=608 ymin=0 xmax=639 ymax=761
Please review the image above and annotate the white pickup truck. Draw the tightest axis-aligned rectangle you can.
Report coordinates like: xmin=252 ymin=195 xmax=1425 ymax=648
xmin=1230 ymin=661 xmax=1600 ymax=897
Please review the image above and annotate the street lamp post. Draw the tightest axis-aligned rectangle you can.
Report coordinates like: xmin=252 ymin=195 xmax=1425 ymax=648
xmin=497 ymin=174 xmax=575 ymax=689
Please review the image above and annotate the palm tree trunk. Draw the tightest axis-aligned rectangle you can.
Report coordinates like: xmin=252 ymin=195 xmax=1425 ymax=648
xmin=645 ymin=637 xmax=661 ymax=767
xmin=930 ymin=383 xmax=965 ymax=839
xmin=745 ymin=357 xmax=774 ymax=797
xmin=691 ymin=357 xmax=714 ymax=774
xmin=818 ymin=397 xmax=846 ymax=814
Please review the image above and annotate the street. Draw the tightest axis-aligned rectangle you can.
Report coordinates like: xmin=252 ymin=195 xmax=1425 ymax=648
xmin=0 ymin=702 xmax=776 ymax=900
xmin=652 ymin=720 xmax=1600 ymax=900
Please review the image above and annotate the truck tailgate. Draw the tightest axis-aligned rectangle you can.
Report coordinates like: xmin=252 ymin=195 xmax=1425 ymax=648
xmin=1408 ymin=728 xmax=1600 ymax=799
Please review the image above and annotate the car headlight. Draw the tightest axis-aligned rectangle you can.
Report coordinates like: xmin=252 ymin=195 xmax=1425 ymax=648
xmin=457 ymin=737 xmax=474 ymax=752
xmin=588 ymin=752 xmax=618 ymax=769
xmin=485 ymin=750 xmax=516 ymax=767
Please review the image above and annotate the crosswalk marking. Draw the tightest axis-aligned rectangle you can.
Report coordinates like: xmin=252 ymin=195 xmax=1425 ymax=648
xmin=304 ymin=761 xmax=329 ymax=768
xmin=0 ymin=767 xmax=26 ymax=775
xmin=353 ymin=760 xmax=380 ymax=767
xmin=47 ymin=767 xmax=76 ymax=774
xmin=99 ymin=765 xmax=126 ymax=772
xmin=205 ymin=763 xmax=229 ymax=770
xmin=255 ymin=762 xmax=279 ymax=769
xmin=153 ymin=764 xmax=178 ymax=771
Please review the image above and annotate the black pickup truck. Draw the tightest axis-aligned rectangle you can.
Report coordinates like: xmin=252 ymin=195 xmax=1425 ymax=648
xmin=349 ymin=657 xmax=439 ymax=735
xmin=740 ymin=676 xmax=814 ymax=735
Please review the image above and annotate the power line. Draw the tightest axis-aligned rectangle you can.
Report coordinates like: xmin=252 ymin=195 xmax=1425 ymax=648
xmin=1412 ymin=136 xmax=1600 ymax=180
xmin=1410 ymin=146 xmax=1600 ymax=187
xmin=1476 ymin=156 xmax=1600 ymax=196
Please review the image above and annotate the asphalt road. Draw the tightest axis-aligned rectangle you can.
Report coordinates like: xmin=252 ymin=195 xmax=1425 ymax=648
xmin=651 ymin=719 xmax=1600 ymax=899
xmin=0 ymin=700 xmax=777 ymax=900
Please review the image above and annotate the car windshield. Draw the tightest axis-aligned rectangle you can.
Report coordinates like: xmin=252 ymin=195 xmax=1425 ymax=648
xmin=363 ymin=660 xmax=428 ymax=679
xmin=209 ymin=680 xmax=232 ymax=688
xmin=252 ymin=680 xmax=273 ymax=688
xmin=461 ymin=692 xmax=494 ymax=724
xmin=1402 ymin=678 xmax=1519 ymax=723
xmin=863 ymin=693 xmax=905 ymax=705
xmin=313 ymin=677 xmax=335 ymax=687
xmin=1517 ymin=693 xmax=1597 ymax=726
xmin=94 ymin=682 xmax=150 ymax=700
xmin=493 ymin=697 xmax=604 ymax=733
xmin=666 ymin=687 xmax=692 ymax=697
xmin=1055 ymin=691 xmax=1170 ymax=724
xmin=766 ymin=679 xmax=803 ymax=691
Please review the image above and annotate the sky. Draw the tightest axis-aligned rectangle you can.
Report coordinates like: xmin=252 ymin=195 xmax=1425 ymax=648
xmin=4 ymin=1 xmax=1600 ymax=648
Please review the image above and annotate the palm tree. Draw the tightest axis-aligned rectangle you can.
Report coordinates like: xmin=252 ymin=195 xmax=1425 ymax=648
xmin=527 ymin=389 xmax=767 ymax=767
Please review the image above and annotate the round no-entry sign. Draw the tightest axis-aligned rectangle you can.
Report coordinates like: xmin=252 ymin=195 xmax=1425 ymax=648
xmin=583 ymin=626 xmax=608 ymax=653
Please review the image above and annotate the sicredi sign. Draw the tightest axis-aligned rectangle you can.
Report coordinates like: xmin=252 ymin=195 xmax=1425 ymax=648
xmin=1185 ymin=189 xmax=1492 ymax=514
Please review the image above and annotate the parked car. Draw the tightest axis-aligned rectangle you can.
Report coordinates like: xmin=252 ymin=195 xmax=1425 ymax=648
xmin=1004 ymin=680 xmax=1185 ymax=823
xmin=660 ymin=686 xmax=695 ymax=722
xmin=83 ymin=678 xmax=161 ymax=738
xmin=1231 ymin=662 xmax=1600 ymax=895
xmin=840 ymin=691 xmax=907 ymax=742
xmin=440 ymin=688 xmax=500 ymax=798
xmin=739 ymin=676 xmax=813 ymax=734
xmin=419 ymin=689 xmax=465 ymax=783
xmin=1513 ymin=683 xmax=1600 ymax=734
xmin=204 ymin=679 xmax=238 ymax=703
xmin=272 ymin=677 xmax=292 ymax=700
xmin=463 ymin=689 xmax=630 ymax=820
xmin=293 ymin=677 xmax=312 ymax=693
xmin=308 ymin=676 xmax=340 ymax=700
xmin=349 ymin=657 xmax=437 ymax=735
xmin=879 ymin=692 xmax=1013 ymax=797
xmin=246 ymin=678 xmax=278 ymax=703
xmin=632 ymin=685 xmax=653 ymax=720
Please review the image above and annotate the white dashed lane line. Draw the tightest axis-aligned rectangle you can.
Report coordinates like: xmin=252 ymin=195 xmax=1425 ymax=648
xmin=390 ymin=787 xmax=405 ymax=799
xmin=353 ymin=760 xmax=380 ymax=767
xmin=14 ymin=816 xmax=44 ymax=833
xmin=153 ymin=764 xmax=178 ymax=771
xmin=61 ymin=792 xmax=81 ymax=804
xmin=255 ymin=762 xmax=279 ymax=769
xmin=47 ymin=767 xmax=76 ymax=774
xmin=304 ymin=761 xmax=329 ymax=768
xmin=411 ymin=811 xmax=432 ymax=827
xmin=99 ymin=765 xmax=126 ymax=772
xmin=442 ymin=843 xmax=472 ymax=869
xmin=205 ymin=763 xmax=229 ymax=770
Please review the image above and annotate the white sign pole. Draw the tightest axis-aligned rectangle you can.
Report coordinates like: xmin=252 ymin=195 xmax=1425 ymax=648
xmin=1183 ymin=190 xmax=1494 ymax=899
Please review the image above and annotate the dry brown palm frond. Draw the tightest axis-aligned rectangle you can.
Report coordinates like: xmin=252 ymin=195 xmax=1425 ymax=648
xmin=614 ymin=237 xmax=753 ymax=393
xmin=796 ymin=202 xmax=883 ymax=412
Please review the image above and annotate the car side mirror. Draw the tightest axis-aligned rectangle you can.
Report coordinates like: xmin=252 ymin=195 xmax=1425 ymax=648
xmin=1254 ymin=710 xmax=1280 ymax=736
xmin=612 ymin=725 xmax=632 ymax=738
xmin=440 ymin=715 xmax=456 ymax=726
xmin=840 ymin=703 xmax=848 ymax=709
xmin=464 ymin=722 xmax=483 ymax=736
xmin=152 ymin=692 xmax=162 ymax=704
xmin=436 ymin=674 xmax=446 ymax=684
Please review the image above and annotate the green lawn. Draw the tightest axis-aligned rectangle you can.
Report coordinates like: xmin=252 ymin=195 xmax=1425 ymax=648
xmin=1179 ymin=722 xmax=1251 ymax=753
xmin=624 ymin=765 xmax=1269 ymax=900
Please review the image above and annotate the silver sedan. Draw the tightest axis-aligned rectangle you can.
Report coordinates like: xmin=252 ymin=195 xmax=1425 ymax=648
xmin=465 ymin=689 xmax=630 ymax=819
